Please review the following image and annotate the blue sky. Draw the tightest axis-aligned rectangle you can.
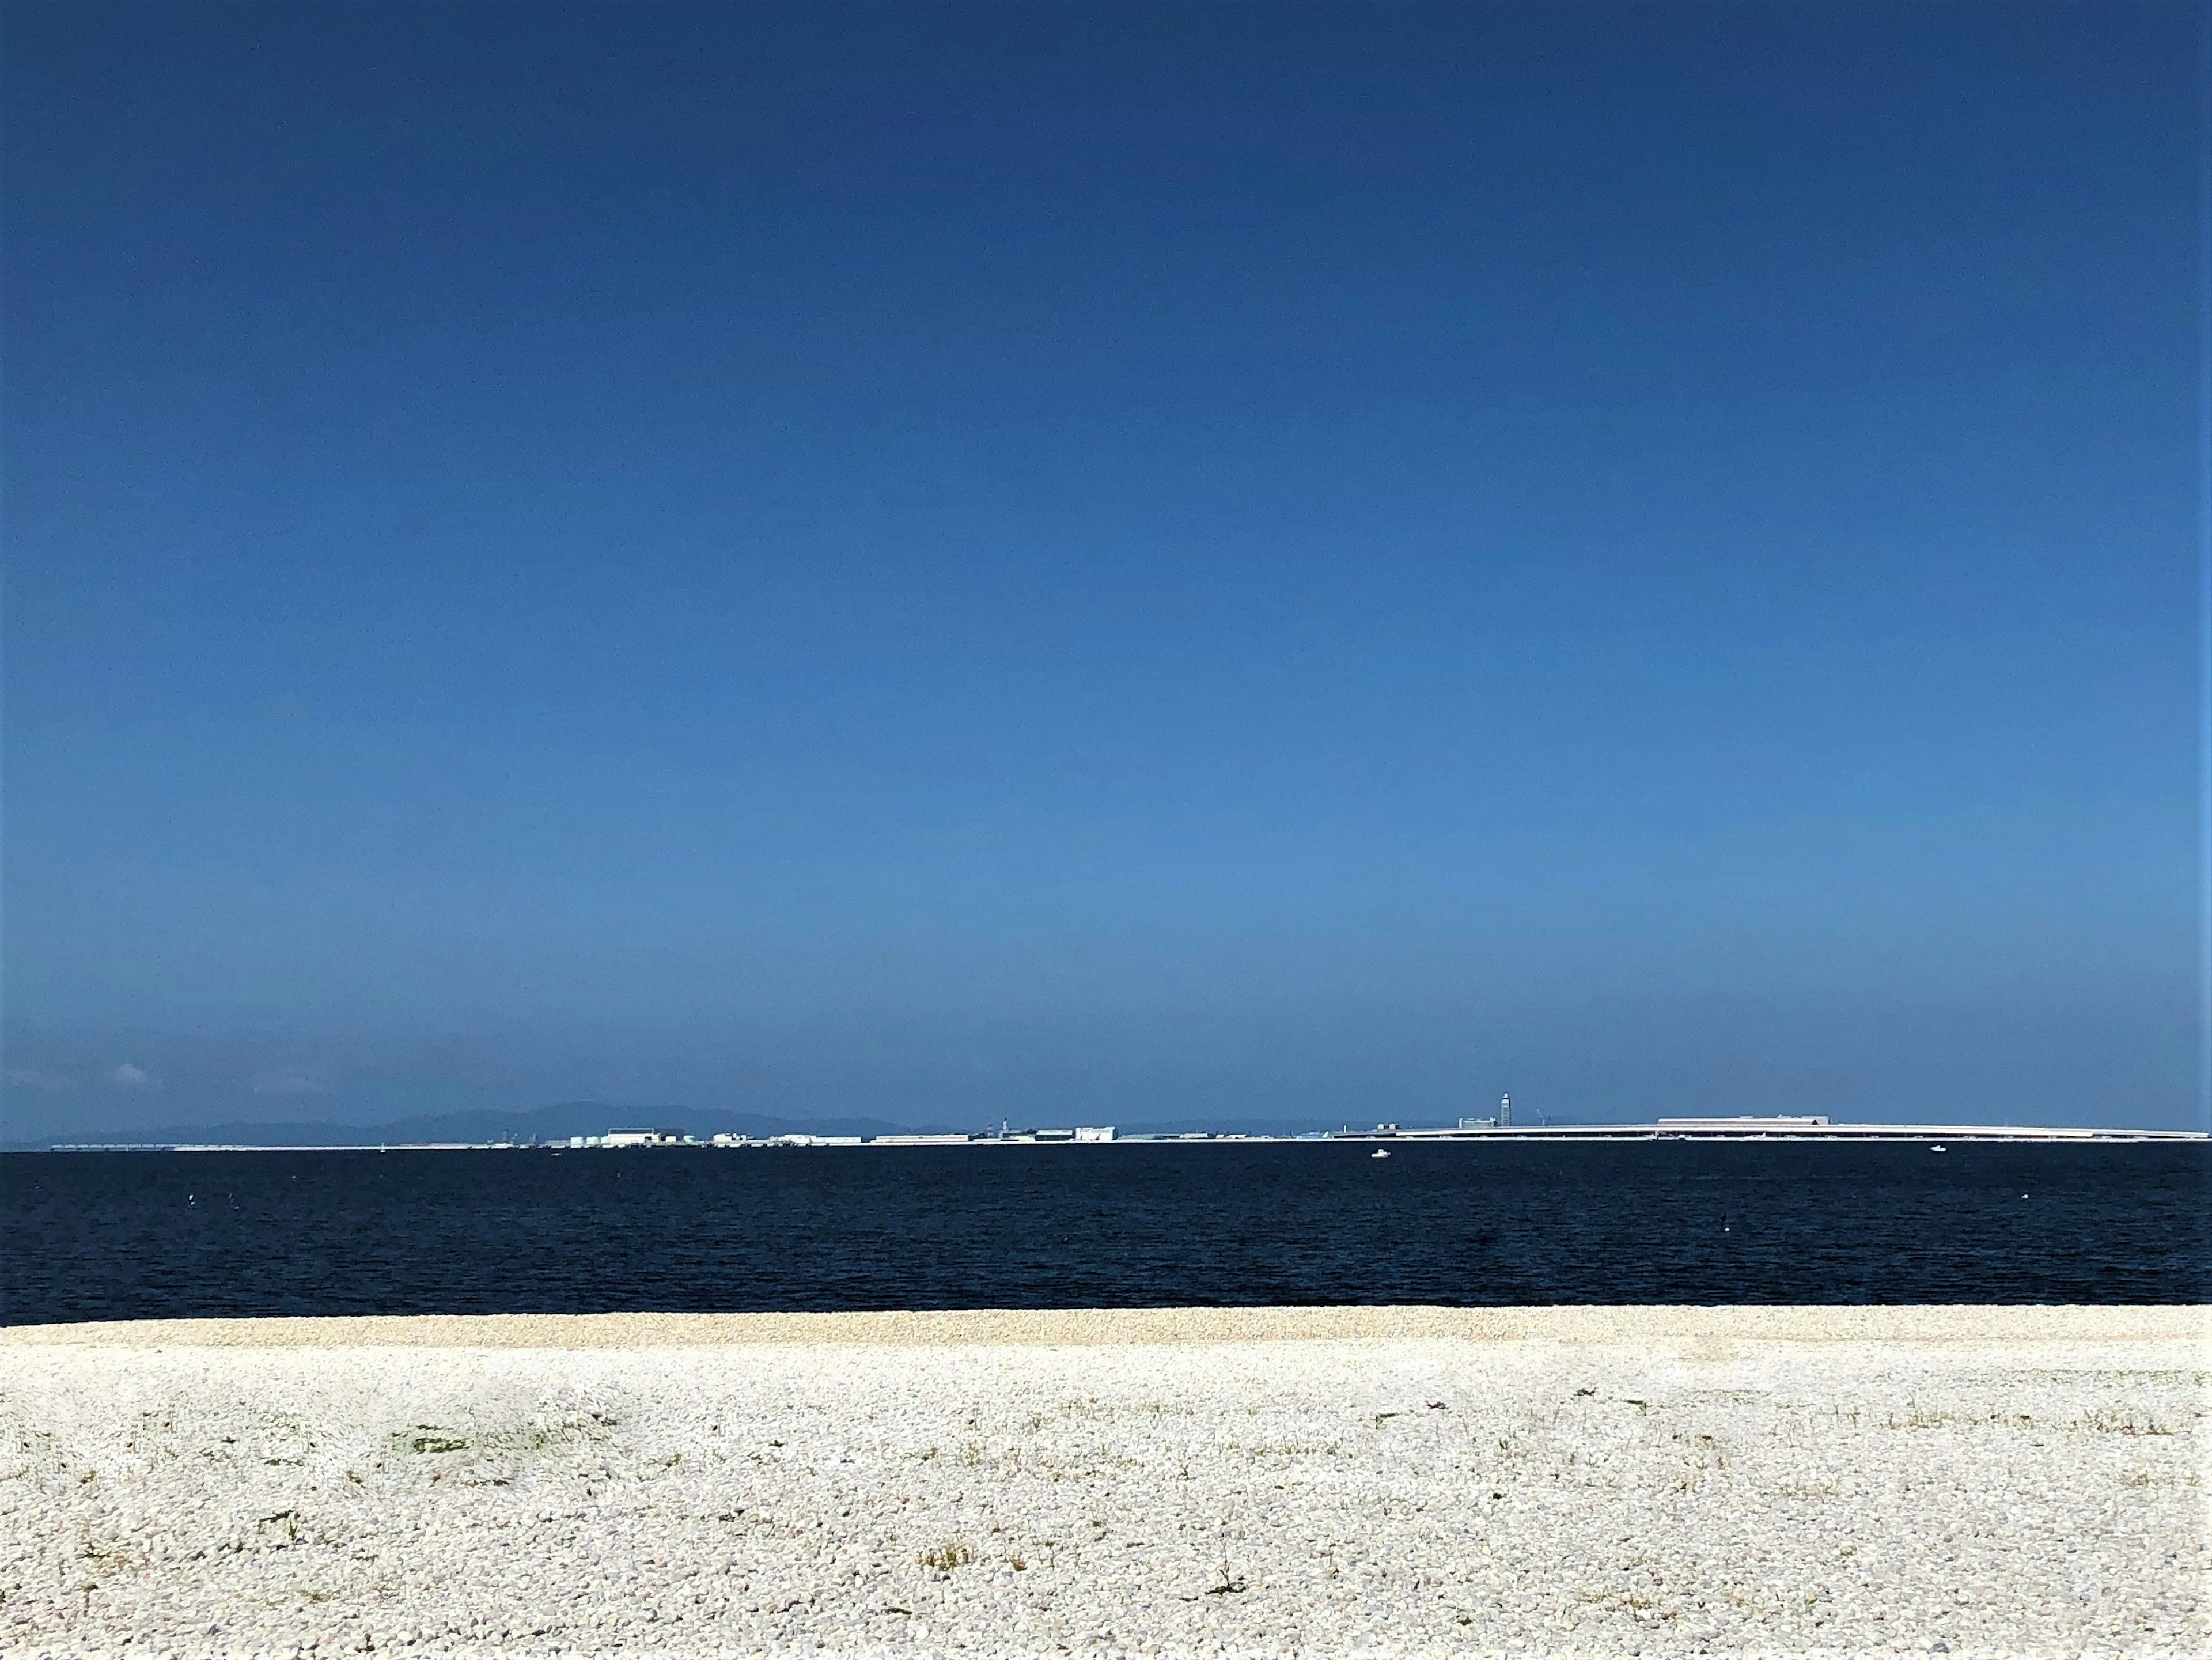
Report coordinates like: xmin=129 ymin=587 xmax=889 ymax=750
xmin=3 ymin=1 xmax=2199 ymax=1136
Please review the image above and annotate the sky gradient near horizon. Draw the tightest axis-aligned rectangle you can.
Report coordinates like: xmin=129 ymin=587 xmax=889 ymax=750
xmin=3 ymin=1 xmax=2200 ymax=1139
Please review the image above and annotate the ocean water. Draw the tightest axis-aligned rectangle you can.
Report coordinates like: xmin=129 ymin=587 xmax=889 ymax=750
xmin=3 ymin=1140 xmax=2205 ymax=1325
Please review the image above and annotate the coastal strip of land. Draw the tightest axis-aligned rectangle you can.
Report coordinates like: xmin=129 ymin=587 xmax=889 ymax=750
xmin=1 ymin=1307 xmax=2203 ymax=1657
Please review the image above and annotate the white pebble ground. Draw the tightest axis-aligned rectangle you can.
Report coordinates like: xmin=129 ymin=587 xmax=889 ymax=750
xmin=0 ymin=1306 xmax=2203 ymax=1658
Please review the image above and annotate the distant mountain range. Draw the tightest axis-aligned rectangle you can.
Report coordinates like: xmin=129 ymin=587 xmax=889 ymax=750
xmin=20 ymin=1102 xmax=960 ymax=1149
xmin=14 ymin=1102 xmax=1372 ymax=1149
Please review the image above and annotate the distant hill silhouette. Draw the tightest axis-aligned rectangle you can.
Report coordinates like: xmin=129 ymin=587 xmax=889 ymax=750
xmin=21 ymin=1102 xmax=963 ymax=1149
xmin=15 ymin=1102 xmax=1377 ymax=1149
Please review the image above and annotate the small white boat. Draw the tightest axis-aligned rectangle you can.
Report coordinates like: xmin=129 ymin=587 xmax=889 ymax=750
xmin=1930 ymin=1144 xmax=1947 ymax=1153
xmin=1371 ymin=1149 xmax=1391 ymax=1159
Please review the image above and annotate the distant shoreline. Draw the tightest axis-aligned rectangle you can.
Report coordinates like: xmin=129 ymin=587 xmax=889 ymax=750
xmin=29 ymin=1116 xmax=2212 ymax=1152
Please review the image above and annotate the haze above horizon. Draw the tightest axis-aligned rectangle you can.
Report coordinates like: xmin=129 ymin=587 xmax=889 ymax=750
xmin=3 ymin=1 xmax=2198 ymax=1139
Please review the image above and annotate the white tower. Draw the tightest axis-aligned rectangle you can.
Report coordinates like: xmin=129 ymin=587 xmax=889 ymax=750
xmin=1499 ymin=1092 xmax=1512 ymax=1128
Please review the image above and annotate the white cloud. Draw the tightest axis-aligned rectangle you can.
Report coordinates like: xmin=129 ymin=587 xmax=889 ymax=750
xmin=109 ymin=1062 xmax=156 ymax=1088
xmin=5 ymin=1067 xmax=79 ymax=1092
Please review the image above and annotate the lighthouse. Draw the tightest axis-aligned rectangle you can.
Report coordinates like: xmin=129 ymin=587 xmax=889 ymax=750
xmin=1499 ymin=1092 xmax=1512 ymax=1129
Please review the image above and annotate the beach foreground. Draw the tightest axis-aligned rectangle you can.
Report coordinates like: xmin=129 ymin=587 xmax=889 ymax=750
xmin=1 ymin=1307 xmax=2203 ymax=1657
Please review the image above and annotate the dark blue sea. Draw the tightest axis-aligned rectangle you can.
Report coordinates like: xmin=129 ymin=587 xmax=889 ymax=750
xmin=4 ymin=1140 xmax=2206 ymax=1325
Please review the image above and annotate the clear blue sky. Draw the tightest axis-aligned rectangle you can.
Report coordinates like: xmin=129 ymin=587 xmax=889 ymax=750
xmin=3 ymin=1 xmax=2198 ymax=1136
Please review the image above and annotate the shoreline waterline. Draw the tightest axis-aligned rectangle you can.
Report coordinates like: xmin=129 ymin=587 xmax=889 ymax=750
xmin=3 ymin=1301 xmax=2207 ymax=1348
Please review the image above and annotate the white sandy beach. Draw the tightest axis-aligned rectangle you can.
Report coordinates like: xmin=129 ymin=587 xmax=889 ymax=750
xmin=1 ymin=1306 xmax=2203 ymax=1658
